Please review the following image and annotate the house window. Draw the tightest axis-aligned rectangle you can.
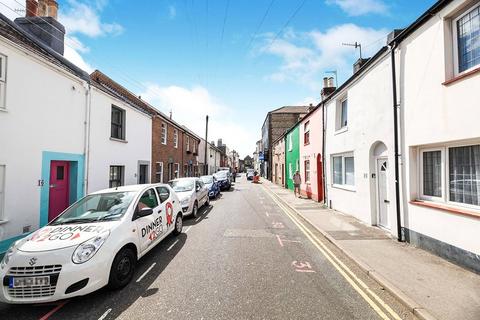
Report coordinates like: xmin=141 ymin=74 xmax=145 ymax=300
xmin=0 ymin=165 xmax=5 ymax=220
xmin=193 ymin=140 xmax=197 ymax=153
xmin=340 ymin=99 xmax=348 ymax=128
xmin=0 ymin=54 xmax=6 ymax=109
xmin=109 ymin=165 xmax=124 ymax=188
xmin=304 ymin=121 xmax=310 ymax=145
xmin=161 ymin=122 xmax=167 ymax=145
xmin=155 ymin=162 xmax=163 ymax=183
xmin=332 ymin=154 xmax=354 ymax=187
xmin=173 ymin=129 xmax=178 ymax=148
xmin=174 ymin=163 xmax=180 ymax=178
xmin=454 ymin=3 xmax=480 ymax=73
xmin=289 ymin=163 xmax=293 ymax=179
xmin=111 ymin=106 xmax=125 ymax=140
xmin=288 ymin=134 xmax=293 ymax=151
xmin=305 ymin=160 xmax=310 ymax=183
xmin=420 ymin=143 xmax=480 ymax=207
xmin=186 ymin=136 xmax=190 ymax=151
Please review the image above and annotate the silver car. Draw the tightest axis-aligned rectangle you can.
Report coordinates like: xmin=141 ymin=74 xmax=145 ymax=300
xmin=169 ymin=178 xmax=209 ymax=218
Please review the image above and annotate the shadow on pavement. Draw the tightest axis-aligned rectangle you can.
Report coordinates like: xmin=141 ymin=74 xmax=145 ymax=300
xmin=183 ymin=204 xmax=213 ymax=226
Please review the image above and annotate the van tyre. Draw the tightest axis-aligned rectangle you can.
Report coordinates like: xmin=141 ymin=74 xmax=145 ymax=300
xmin=173 ymin=214 xmax=183 ymax=236
xmin=192 ymin=202 xmax=199 ymax=218
xmin=108 ymin=247 xmax=136 ymax=290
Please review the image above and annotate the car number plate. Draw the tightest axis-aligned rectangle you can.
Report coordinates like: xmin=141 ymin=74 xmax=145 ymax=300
xmin=9 ymin=276 xmax=50 ymax=288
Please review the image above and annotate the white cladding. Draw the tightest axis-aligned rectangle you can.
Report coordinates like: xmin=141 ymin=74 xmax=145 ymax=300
xmin=0 ymin=36 xmax=87 ymax=242
xmin=325 ymin=52 xmax=399 ymax=236
xmin=87 ymin=87 xmax=152 ymax=193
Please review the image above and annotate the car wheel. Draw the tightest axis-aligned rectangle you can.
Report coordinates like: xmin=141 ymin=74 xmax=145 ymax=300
xmin=205 ymin=197 xmax=210 ymax=207
xmin=173 ymin=214 xmax=183 ymax=235
xmin=108 ymin=247 xmax=136 ymax=290
xmin=192 ymin=201 xmax=199 ymax=218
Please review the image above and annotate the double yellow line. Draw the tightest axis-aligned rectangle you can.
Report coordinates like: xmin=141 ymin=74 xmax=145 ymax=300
xmin=263 ymin=186 xmax=402 ymax=320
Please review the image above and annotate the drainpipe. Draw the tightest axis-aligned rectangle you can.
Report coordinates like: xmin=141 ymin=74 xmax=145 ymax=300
xmin=322 ymin=102 xmax=327 ymax=205
xmin=390 ymin=42 xmax=403 ymax=242
xmin=83 ymin=81 xmax=92 ymax=195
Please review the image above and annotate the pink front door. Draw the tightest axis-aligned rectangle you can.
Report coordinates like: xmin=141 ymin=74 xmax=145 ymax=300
xmin=48 ymin=161 xmax=70 ymax=222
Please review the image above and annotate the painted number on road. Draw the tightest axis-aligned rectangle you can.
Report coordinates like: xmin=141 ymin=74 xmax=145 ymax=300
xmin=292 ymin=261 xmax=315 ymax=273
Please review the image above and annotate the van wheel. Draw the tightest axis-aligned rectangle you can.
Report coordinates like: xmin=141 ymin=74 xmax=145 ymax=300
xmin=108 ymin=247 xmax=136 ymax=290
xmin=192 ymin=202 xmax=199 ymax=218
xmin=173 ymin=214 xmax=183 ymax=235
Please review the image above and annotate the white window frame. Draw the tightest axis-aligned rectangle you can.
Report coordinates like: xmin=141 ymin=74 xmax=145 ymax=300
xmin=335 ymin=96 xmax=348 ymax=133
xmin=289 ymin=163 xmax=293 ymax=179
xmin=305 ymin=160 xmax=310 ymax=183
xmin=155 ymin=162 xmax=164 ymax=183
xmin=419 ymin=147 xmax=445 ymax=202
xmin=288 ymin=134 xmax=293 ymax=151
xmin=186 ymin=136 xmax=190 ymax=151
xmin=173 ymin=129 xmax=178 ymax=148
xmin=0 ymin=165 xmax=5 ymax=221
xmin=331 ymin=153 xmax=355 ymax=190
xmin=452 ymin=2 xmax=480 ymax=76
xmin=304 ymin=121 xmax=310 ymax=145
xmin=0 ymin=54 xmax=6 ymax=109
xmin=418 ymin=142 xmax=480 ymax=211
xmin=161 ymin=122 xmax=167 ymax=145
xmin=174 ymin=163 xmax=180 ymax=178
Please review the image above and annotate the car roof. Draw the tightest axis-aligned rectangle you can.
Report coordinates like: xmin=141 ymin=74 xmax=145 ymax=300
xmin=91 ymin=183 xmax=170 ymax=194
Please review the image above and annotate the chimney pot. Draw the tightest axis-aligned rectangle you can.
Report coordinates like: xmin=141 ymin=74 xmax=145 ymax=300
xmin=327 ymin=77 xmax=334 ymax=88
xmin=26 ymin=0 xmax=38 ymax=17
xmin=37 ymin=0 xmax=47 ymax=16
xmin=323 ymin=77 xmax=328 ymax=88
xmin=47 ymin=0 xmax=58 ymax=19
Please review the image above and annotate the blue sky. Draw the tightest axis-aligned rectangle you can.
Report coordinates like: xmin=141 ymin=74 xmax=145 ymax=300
xmin=1 ymin=0 xmax=436 ymax=156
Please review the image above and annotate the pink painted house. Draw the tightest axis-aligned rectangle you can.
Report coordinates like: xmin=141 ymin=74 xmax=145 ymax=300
xmin=299 ymin=105 xmax=324 ymax=202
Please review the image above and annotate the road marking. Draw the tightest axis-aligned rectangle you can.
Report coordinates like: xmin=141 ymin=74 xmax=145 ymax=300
xmin=184 ymin=226 xmax=192 ymax=233
xmin=265 ymin=211 xmax=270 ymax=217
xmin=263 ymin=186 xmax=401 ymax=320
xmin=272 ymin=222 xmax=284 ymax=229
xmin=167 ymin=239 xmax=179 ymax=251
xmin=276 ymin=234 xmax=284 ymax=247
xmin=136 ymin=263 xmax=156 ymax=283
xmin=98 ymin=308 xmax=112 ymax=320
xmin=38 ymin=300 xmax=68 ymax=320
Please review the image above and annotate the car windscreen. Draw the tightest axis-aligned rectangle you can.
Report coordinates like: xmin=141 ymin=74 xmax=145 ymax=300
xmin=201 ymin=176 xmax=214 ymax=184
xmin=50 ymin=192 xmax=137 ymax=225
xmin=214 ymin=171 xmax=227 ymax=179
xmin=169 ymin=179 xmax=195 ymax=192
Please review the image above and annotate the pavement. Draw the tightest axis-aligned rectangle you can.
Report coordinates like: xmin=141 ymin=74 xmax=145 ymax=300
xmin=0 ymin=175 xmax=419 ymax=319
xmin=262 ymin=179 xmax=480 ymax=320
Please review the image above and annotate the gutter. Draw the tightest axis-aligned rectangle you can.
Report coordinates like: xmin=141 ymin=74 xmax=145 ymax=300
xmin=390 ymin=42 xmax=403 ymax=242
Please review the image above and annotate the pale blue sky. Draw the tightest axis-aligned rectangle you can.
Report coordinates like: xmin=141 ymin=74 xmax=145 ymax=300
xmin=1 ymin=0 xmax=436 ymax=156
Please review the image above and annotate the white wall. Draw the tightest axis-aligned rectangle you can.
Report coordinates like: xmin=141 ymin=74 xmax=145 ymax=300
xmin=87 ymin=87 xmax=152 ymax=193
xmin=400 ymin=0 xmax=480 ymax=255
xmin=0 ymin=37 xmax=87 ymax=242
xmin=325 ymin=52 xmax=399 ymax=236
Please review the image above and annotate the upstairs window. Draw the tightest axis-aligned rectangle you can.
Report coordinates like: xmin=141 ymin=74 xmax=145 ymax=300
xmin=173 ymin=129 xmax=178 ymax=148
xmin=193 ymin=140 xmax=197 ymax=153
xmin=186 ymin=136 xmax=190 ymax=151
xmin=335 ymin=97 xmax=348 ymax=131
xmin=161 ymin=122 xmax=167 ymax=145
xmin=111 ymin=106 xmax=125 ymax=140
xmin=0 ymin=54 xmax=6 ymax=109
xmin=288 ymin=134 xmax=293 ymax=151
xmin=454 ymin=3 xmax=480 ymax=73
xmin=304 ymin=121 xmax=310 ymax=145
xmin=0 ymin=165 xmax=5 ymax=221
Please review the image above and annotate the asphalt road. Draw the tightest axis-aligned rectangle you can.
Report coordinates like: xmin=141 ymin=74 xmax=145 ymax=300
xmin=0 ymin=175 xmax=417 ymax=320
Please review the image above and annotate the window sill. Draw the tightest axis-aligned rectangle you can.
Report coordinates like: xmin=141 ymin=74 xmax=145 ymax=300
xmin=0 ymin=220 xmax=8 ymax=225
xmin=410 ymin=200 xmax=480 ymax=219
xmin=442 ymin=66 xmax=480 ymax=86
xmin=0 ymin=107 xmax=7 ymax=113
xmin=334 ymin=127 xmax=348 ymax=135
xmin=331 ymin=184 xmax=355 ymax=192
xmin=110 ymin=137 xmax=128 ymax=143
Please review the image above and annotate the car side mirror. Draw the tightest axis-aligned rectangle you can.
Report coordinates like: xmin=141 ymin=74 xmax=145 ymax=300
xmin=196 ymin=186 xmax=200 ymax=192
xmin=135 ymin=207 xmax=153 ymax=220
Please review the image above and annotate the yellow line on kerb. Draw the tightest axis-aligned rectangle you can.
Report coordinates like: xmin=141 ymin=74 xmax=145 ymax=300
xmin=263 ymin=186 xmax=402 ymax=320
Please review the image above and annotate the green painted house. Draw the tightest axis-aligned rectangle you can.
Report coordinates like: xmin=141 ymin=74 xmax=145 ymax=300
xmin=285 ymin=124 xmax=300 ymax=190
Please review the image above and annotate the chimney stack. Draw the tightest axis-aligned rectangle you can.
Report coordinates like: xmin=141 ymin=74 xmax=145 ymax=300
xmin=353 ymin=58 xmax=370 ymax=73
xmin=15 ymin=0 xmax=65 ymax=55
xmin=321 ymin=76 xmax=336 ymax=100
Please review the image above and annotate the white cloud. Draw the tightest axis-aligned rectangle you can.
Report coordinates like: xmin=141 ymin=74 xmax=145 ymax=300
xmin=326 ymin=0 xmax=388 ymax=16
xmin=59 ymin=0 xmax=123 ymax=38
xmin=64 ymin=45 xmax=94 ymax=73
xmin=141 ymin=84 xmax=255 ymax=157
xmin=259 ymin=24 xmax=389 ymax=89
xmin=168 ymin=5 xmax=176 ymax=20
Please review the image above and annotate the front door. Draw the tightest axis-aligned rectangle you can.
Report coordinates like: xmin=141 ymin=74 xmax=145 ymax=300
xmin=139 ymin=164 xmax=148 ymax=184
xmin=48 ymin=161 xmax=70 ymax=222
xmin=317 ymin=154 xmax=324 ymax=202
xmin=376 ymin=158 xmax=389 ymax=229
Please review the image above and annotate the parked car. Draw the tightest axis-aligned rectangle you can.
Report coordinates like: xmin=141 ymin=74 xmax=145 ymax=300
xmin=0 ymin=184 xmax=183 ymax=304
xmin=214 ymin=170 xmax=231 ymax=190
xmin=169 ymin=178 xmax=209 ymax=218
xmin=246 ymin=169 xmax=255 ymax=180
xmin=200 ymin=175 xmax=220 ymax=198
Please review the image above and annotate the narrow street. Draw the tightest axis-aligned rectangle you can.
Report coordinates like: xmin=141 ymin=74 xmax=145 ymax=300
xmin=0 ymin=175 xmax=416 ymax=320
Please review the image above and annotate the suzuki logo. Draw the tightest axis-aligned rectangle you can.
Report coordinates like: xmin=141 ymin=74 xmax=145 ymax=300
xmin=29 ymin=257 xmax=37 ymax=266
